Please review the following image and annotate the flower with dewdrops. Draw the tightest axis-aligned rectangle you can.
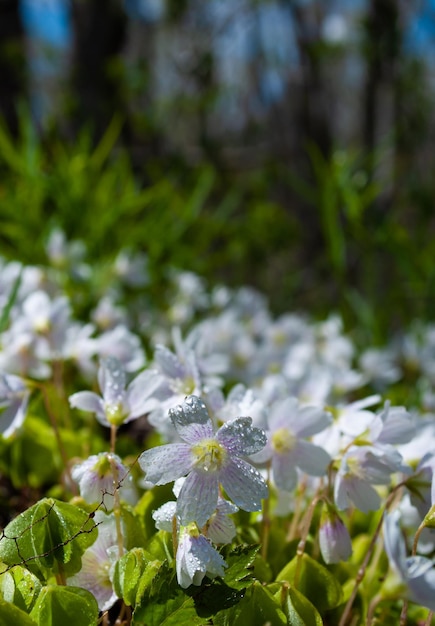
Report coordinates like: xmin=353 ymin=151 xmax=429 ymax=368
xmin=139 ymin=395 xmax=268 ymax=528
xmin=69 ymin=356 xmax=160 ymax=428
xmin=176 ymin=523 xmax=227 ymax=589
xmin=71 ymin=452 xmax=136 ymax=510
xmin=153 ymin=478 xmax=238 ymax=545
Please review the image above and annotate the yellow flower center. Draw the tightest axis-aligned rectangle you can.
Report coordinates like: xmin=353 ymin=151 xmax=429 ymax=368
xmin=271 ymin=428 xmax=296 ymax=454
xmin=172 ymin=376 xmax=196 ymax=395
xmin=93 ymin=455 xmax=112 ymax=479
xmin=191 ymin=439 xmax=227 ymax=473
xmin=105 ymin=401 xmax=127 ymax=426
xmin=344 ymin=455 xmax=364 ymax=479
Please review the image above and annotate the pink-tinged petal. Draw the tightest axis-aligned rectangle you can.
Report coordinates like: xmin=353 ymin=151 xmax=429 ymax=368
xmin=176 ymin=420 xmax=215 ymax=444
xmin=220 ymin=457 xmax=268 ymax=511
xmin=69 ymin=391 xmax=104 ymax=415
xmin=139 ymin=444 xmax=192 ymax=485
xmin=271 ymin=454 xmax=298 ymax=492
xmin=217 ymin=417 xmax=267 ymax=456
xmin=207 ymin=510 xmax=237 ymax=544
xmin=291 ymin=440 xmax=331 ymax=476
xmin=319 ymin=509 xmax=352 ymax=564
xmin=176 ymin=470 xmax=219 ymax=527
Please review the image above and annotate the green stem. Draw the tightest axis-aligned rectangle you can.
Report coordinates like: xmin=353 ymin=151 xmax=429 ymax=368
xmin=338 ymin=484 xmax=405 ymax=626
xmin=261 ymin=464 xmax=271 ymax=560
xmin=109 ymin=449 xmax=124 ymax=559
xmin=294 ymin=493 xmax=323 ymax=587
xmin=412 ymin=519 xmax=426 ymax=556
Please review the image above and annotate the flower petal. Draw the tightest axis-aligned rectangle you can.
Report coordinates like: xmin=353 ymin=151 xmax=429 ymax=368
xmin=177 ymin=470 xmax=219 ymax=527
xmin=139 ymin=443 xmax=192 ymax=485
xmin=334 ymin=474 xmax=380 ymax=513
xmin=291 ymin=440 xmax=331 ymax=476
xmin=271 ymin=454 xmax=298 ymax=492
xmin=291 ymin=405 xmax=332 ymax=438
xmin=98 ymin=356 xmax=127 ymax=404
xmin=217 ymin=417 xmax=267 ymax=456
xmin=155 ymin=345 xmax=185 ymax=379
xmin=170 ymin=395 xmax=210 ymax=426
xmin=220 ymin=457 xmax=268 ymax=511
xmin=127 ymin=368 xmax=162 ymax=418
xmin=69 ymin=391 xmax=104 ymax=415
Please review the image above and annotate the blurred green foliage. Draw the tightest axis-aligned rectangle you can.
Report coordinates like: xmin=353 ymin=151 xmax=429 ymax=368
xmin=0 ymin=105 xmax=435 ymax=345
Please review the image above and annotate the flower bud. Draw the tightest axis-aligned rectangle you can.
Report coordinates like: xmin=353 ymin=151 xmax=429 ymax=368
xmin=319 ymin=503 xmax=352 ymax=564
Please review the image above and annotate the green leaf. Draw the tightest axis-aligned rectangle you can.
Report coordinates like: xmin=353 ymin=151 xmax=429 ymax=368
xmin=119 ymin=505 xmax=147 ymax=550
xmin=132 ymin=585 xmax=204 ymax=626
xmin=0 ymin=498 xmax=97 ymax=579
xmin=0 ymin=564 xmax=42 ymax=612
xmin=214 ymin=581 xmax=286 ymax=626
xmin=276 ymin=553 xmax=343 ymax=613
xmin=113 ymin=547 xmax=165 ymax=607
xmin=7 ymin=417 xmax=61 ymax=488
xmin=223 ymin=544 xmax=259 ymax=590
xmin=29 ymin=585 xmax=98 ymax=626
xmin=185 ymin=578 xmax=246 ymax=619
xmin=0 ymin=597 xmax=37 ymax=625
xmin=276 ymin=584 xmax=323 ymax=626
xmin=145 ymin=530 xmax=174 ymax=563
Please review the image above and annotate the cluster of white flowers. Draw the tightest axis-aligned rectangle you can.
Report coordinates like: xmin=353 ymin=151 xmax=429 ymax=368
xmin=2 ymin=231 xmax=435 ymax=614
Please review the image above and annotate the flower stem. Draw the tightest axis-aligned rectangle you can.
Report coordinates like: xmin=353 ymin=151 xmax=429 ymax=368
xmin=294 ymin=493 xmax=323 ymax=587
xmin=172 ymin=514 xmax=178 ymax=556
xmin=286 ymin=478 xmax=307 ymax=542
xmin=399 ymin=600 xmax=408 ymax=626
xmin=110 ymin=423 xmax=117 ymax=454
xmin=338 ymin=484 xmax=405 ymax=626
xmin=261 ymin=464 xmax=271 ymax=560
xmin=109 ymin=452 xmax=124 ymax=559
xmin=412 ymin=519 xmax=426 ymax=556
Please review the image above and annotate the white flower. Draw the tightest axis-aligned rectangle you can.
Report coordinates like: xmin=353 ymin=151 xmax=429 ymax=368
xmin=71 ymin=453 xmax=136 ymax=509
xmin=69 ymin=357 xmax=160 ymax=428
xmin=251 ymin=396 xmax=332 ymax=492
xmin=176 ymin=524 xmax=227 ymax=588
xmin=67 ymin=511 xmax=121 ymax=612
xmin=140 ymin=395 xmax=268 ymax=527
xmin=384 ymin=509 xmax=435 ymax=611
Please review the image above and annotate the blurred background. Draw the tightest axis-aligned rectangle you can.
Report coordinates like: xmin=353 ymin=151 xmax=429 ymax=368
xmin=1 ymin=0 xmax=435 ymax=341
